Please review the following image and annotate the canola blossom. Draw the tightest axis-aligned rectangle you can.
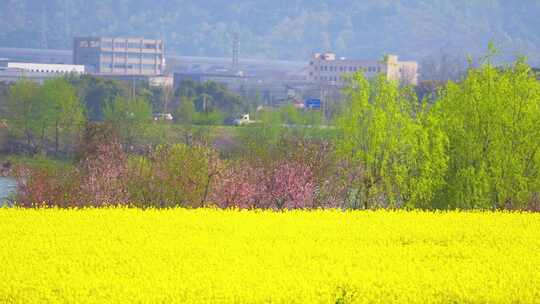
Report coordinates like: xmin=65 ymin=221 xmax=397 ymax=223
xmin=0 ymin=208 xmax=539 ymax=303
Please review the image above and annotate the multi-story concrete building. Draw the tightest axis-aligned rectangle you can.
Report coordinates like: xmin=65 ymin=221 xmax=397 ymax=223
xmin=73 ymin=37 xmax=165 ymax=76
xmin=0 ymin=61 xmax=85 ymax=83
xmin=308 ymin=53 xmax=418 ymax=86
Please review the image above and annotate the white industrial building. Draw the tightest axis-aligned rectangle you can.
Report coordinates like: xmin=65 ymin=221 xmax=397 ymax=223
xmin=0 ymin=61 xmax=85 ymax=83
xmin=308 ymin=53 xmax=418 ymax=86
xmin=0 ymin=62 xmax=85 ymax=74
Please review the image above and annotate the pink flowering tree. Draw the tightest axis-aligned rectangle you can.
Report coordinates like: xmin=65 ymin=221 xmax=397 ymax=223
xmin=213 ymin=160 xmax=316 ymax=210
xmin=212 ymin=163 xmax=265 ymax=208
xmin=264 ymin=160 xmax=315 ymax=209
xmin=77 ymin=140 xmax=129 ymax=206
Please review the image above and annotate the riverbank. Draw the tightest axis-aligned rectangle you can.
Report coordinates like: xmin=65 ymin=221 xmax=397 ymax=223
xmin=0 ymin=154 xmax=72 ymax=177
xmin=0 ymin=176 xmax=16 ymax=204
xmin=0 ymin=160 xmax=13 ymax=177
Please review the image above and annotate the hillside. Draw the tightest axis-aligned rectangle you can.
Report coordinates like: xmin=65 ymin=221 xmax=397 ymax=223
xmin=1 ymin=1 xmax=540 ymax=64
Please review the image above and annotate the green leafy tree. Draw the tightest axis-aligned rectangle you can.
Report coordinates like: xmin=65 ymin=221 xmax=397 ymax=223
xmin=174 ymin=80 xmax=248 ymax=120
xmin=41 ymin=78 xmax=85 ymax=155
xmin=127 ymin=144 xmax=222 ymax=208
xmin=68 ymin=75 xmax=128 ymax=121
xmin=5 ymin=80 xmax=49 ymax=154
xmin=435 ymin=59 xmax=540 ymax=210
xmin=336 ymin=73 xmax=447 ymax=209
xmin=174 ymin=96 xmax=198 ymax=125
xmin=235 ymin=109 xmax=285 ymax=162
xmin=103 ymin=96 xmax=153 ymax=149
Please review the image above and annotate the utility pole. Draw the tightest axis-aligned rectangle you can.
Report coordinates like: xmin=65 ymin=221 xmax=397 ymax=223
xmin=131 ymin=76 xmax=136 ymax=101
xmin=63 ymin=0 xmax=71 ymax=39
xmin=232 ymin=33 xmax=239 ymax=71
xmin=39 ymin=3 xmax=48 ymax=49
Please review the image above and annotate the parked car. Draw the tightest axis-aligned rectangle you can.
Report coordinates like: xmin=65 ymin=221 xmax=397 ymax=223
xmin=233 ymin=114 xmax=259 ymax=126
xmin=154 ymin=113 xmax=174 ymax=122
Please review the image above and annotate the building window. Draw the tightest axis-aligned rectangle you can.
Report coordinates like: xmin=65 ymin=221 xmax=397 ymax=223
xmin=101 ymin=52 xmax=113 ymax=59
xmin=377 ymin=67 xmax=381 ymax=72
xmin=102 ymin=41 xmax=113 ymax=48
xmin=128 ymin=42 xmax=141 ymax=49
xmin=142 ymin=53 xmax=157 ymax=60
xmin=142 ymin=64 xmax=155 ymax=70
xmin=114 ymin=42 xmax=127 ymax=49
xmin=143 ymin=43 xmax=156 ymax=49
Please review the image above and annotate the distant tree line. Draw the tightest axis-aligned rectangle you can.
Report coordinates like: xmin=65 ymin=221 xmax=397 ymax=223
xmin=0 ymin=75 xmax=252 ymax=155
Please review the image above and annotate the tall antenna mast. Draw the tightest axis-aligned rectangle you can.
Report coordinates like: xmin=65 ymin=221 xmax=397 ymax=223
xmin=63 ymin=0 xmax=71 ymax=39
xmin=40 ymin=3 xmax=48 ymax=49
xmin=232 ymin=33 xmax=239 ymax=71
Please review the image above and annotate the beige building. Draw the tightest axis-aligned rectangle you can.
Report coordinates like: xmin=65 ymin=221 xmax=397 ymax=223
xmin=73 ymin=37 xmax=165 ymax=76
xmin=308 ymin=53 xmax=418 ymax=86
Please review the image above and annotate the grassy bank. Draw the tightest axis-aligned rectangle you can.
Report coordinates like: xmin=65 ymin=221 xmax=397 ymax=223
xmin=0 ymin=209 xmax=539 ymax=303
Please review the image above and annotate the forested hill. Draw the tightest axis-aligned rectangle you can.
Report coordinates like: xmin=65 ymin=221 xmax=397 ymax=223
xmin=1 ymin=0 xmax=540 ymax=64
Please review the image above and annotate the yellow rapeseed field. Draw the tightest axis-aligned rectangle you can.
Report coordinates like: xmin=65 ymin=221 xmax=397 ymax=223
xmin=0 ymin=208 xmax=539 ymax=303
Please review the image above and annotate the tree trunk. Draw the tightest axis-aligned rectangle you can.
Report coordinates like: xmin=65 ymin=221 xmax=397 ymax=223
xmin=55 ymin=121 xmax=59 ymax=155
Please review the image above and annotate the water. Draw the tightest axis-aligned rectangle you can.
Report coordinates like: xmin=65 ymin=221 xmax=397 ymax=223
xmin=0 ymin=177 xmax=16 ymax=206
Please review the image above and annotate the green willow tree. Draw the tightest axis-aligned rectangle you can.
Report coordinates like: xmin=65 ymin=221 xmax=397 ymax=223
xmin=435 ymin=58 xmax=540 ymax=210
xmin=336 ymin=73 xmax=448 ymax=209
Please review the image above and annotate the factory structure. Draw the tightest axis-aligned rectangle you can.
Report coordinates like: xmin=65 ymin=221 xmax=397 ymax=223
xmin=0 ymin=60 xmax=84 ymax=83
xmin=0 ymin=37 xmax=170 ymax=86
xmin=308 ymin=53 xmax=418 ymax=86
xmin=0 ymin=37 xmax=420 ymax=106
xmin=73 ymin=37 xmax=165 ymax=76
